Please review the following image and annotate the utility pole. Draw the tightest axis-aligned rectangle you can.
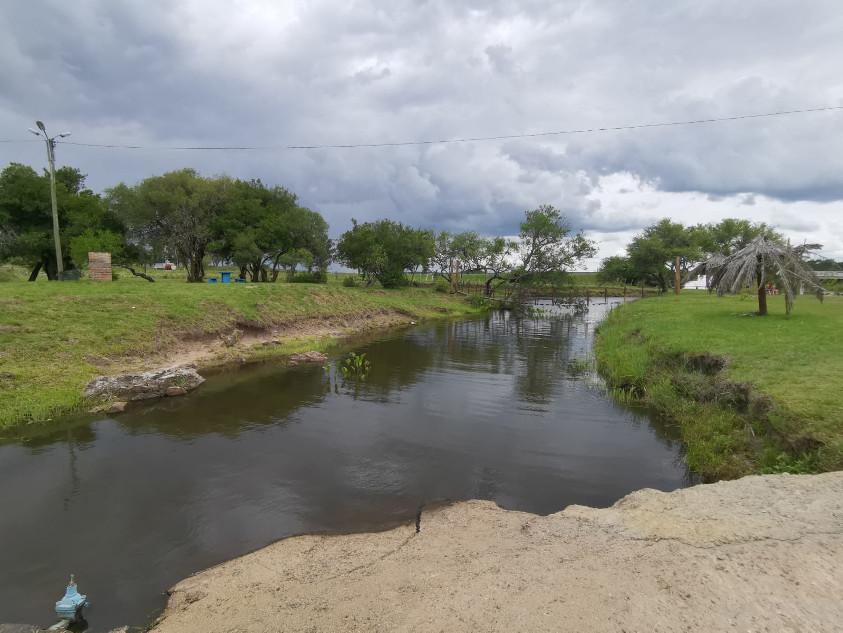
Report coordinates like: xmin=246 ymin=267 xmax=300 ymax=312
xmin=28 ymin=121 xmax=71 ymax=280
xmin=674 ymin=255 xmax=682 ymax=295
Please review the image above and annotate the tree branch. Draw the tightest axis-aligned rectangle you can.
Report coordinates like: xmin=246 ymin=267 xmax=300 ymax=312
xmin=118 ymin=264 xmax=156 ymax=282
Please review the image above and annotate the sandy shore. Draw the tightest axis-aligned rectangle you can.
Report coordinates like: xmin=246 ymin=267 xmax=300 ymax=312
xmin=150 ymin=472 xmax=843 ymax=633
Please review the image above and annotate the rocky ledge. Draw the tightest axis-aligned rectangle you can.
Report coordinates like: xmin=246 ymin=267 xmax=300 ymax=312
xmin=85 ymin=364 xmax=205 ymax=404
xmin=150 ymin=472 xmax=843 ymax=633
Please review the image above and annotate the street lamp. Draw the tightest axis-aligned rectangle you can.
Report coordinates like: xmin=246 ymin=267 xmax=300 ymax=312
xmin=28 ymin=121 xmax=71 ymax=280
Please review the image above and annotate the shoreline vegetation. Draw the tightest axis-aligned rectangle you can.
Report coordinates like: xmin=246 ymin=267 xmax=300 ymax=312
xmin=0 ymin=273 xmax=484 ymax=429
xmin=596 ymin=291 xmax=843 ymax=480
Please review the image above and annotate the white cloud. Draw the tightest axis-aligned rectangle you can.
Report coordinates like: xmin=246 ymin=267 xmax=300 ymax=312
xmin=2 ymin=0 xmax=843 ymax=262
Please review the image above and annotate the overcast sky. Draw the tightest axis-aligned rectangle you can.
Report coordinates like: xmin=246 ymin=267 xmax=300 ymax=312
xmin=2 ymin=0 xmax=843 ymax=266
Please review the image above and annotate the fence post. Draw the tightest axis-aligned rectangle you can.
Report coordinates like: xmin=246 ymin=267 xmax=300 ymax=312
xmin=623 ymin=285 xmax=627 ymax=301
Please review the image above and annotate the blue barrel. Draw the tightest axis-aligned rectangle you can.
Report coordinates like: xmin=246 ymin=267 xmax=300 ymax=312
xmin=221 ymin=271 xmax=232 ymax=283
xmin=208 ymin=277 xmax=218 ymax=284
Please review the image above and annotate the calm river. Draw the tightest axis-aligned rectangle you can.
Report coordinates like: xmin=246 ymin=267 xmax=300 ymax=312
xmin=0 ymin=299 xmax=691 ymax=630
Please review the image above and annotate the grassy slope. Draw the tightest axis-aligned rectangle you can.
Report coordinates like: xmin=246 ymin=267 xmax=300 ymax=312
xmin=0 ymin=274 xmax=479 ymax=427
xmin=596 ymin=291 xmax=843 ymax=479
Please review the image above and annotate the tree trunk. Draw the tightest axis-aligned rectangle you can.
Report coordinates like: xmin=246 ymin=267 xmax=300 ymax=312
xmin=28 ymin=261 xmax=43 ymax=281
xmin=757 ymin=270 xmax=768 ymax=316
xmin=674 ymin=256 xmax=681 ymax=295
xmin=186 ymin=258 xmax=204 ymax=282
xmin=44 ymin=256 xmax=58 ymax=281
xmin=484 ymin=276 xmax=497 ymax=297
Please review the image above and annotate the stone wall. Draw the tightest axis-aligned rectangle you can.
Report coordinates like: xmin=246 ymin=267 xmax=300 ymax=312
xmin=88 ymin=251 xmax=112 ymax=281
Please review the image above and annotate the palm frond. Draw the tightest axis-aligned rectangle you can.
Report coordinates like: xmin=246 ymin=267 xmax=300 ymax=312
xmin=708 ymin=236 xmax=824 ymax=314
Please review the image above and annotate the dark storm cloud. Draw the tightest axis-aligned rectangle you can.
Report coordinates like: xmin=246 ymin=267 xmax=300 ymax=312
xmin=2 ymin=0 xmax=843 ymax=247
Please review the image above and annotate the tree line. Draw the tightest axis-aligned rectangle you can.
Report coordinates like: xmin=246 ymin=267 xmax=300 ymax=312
xmin=0 ymin=164 xmax=332 ymax=283
xmin=596 ymin=218 xmax=783 ymax=291
xmin=597 ymin=217 xmax=827 ymax=315
xmin=0 ymin=163 xmax=596 ymax=288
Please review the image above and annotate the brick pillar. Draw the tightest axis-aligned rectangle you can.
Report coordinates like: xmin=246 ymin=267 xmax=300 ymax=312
xmin=88 ymin=252 xmax=113 ymax=281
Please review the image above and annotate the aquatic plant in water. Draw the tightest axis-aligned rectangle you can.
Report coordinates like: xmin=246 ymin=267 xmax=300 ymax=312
xmin=340 ymin=352 xmax=371 ymax=380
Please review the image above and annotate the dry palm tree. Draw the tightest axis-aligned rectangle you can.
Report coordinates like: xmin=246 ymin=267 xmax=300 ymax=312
xmin=708 ymin=236 xmax=824 ymax=315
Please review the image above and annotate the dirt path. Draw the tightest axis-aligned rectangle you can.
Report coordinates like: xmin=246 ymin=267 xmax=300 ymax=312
xmin=150 ymin=472 xmax=843 ymax=633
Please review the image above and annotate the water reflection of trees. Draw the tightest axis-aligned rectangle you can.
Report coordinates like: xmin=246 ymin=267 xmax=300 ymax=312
xmin=0 ymin=300 xmax=679 ymax=451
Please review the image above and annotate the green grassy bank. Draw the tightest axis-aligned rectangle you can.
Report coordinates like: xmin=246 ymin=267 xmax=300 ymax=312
xmin=0 ymin=274 xmax=481 ymax=428
xmin=596 ymin=292 xmax=843 ymax=480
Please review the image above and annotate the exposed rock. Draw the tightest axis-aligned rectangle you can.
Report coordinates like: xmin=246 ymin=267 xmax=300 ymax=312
xmin=0 ymin=625 xmax=45 ymax=633
xmin=151 ymin=473 xmax=843 ymax=633
xmin=108 ymin=401 xmax=128 ymax=413
xmin=288 ymin=351 xmax=328 ymax=365
xmin=89 ymin=400 xmax=128 ymax=414
xmin=220 ymin=329 xmax=243 ymax=347
xmin=165 ymin=386 xmax=187 ymax=397
xmin=85 ymin=365 xmax=205 ymax=403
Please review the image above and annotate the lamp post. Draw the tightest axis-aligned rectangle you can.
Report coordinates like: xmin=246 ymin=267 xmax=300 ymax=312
xmin=28 ymin=121 xmax=71 ymax=280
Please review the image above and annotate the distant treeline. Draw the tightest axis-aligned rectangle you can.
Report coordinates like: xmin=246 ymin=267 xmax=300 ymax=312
xmin=1 ymin=162 xmax=829 ymax=291
xmin=0 ymin=163 xmax=596 ymax=289
xmin=595 ymin=218 xmax=836 ymax=292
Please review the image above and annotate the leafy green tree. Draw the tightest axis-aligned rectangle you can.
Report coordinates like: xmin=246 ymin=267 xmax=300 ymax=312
xmin=623 ymin=219 xmax=705 ymax=292
xmin=432 ymin=231 xmax=487 ymax=288
xmin=807 ymin=258 xmax=842 ymax=271
xmin=107 ymin=169 xmax=230 ymax=282
xmin=0 ymin=162 xmax=124 ymax=280
xmin=509 ymin=205 xmax=596 ymax=287
xmin=597 ymin=254 xmax=641 ymax=285
xmin=698 ymin=218 xmax=780 ymax=256
xmin=336 ymin=219 xmax=434 ymax=288
xmin=432 ymin=206 xmax=593 ymax=296
xmin=68 ymin=229 xmax=124 ymax=267
xmin=210 ymin=179 xmax=330 ymax=282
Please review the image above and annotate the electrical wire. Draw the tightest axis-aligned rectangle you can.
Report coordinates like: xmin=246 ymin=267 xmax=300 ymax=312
xmin=1 ymin=104 xmax=841 ymax=151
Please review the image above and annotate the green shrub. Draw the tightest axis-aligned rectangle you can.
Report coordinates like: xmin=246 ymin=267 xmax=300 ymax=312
xmin=287 ymin=271 xmax=327 ymax=284
xmin=342 ymin=276 xmax=359 ymax=287
xmin=434 ymin=278 xmax=450 ymax=293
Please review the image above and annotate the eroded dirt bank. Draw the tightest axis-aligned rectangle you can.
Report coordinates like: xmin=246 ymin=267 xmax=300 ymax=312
xmin=151 ymin=472 xmax=843 ymax=633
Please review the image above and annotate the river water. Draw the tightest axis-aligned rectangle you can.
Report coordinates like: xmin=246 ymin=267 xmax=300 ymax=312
xmin=0 ymin=299 xmax=691 ymax=630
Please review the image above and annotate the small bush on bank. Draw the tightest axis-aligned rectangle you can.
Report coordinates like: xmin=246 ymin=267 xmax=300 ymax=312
xmin=342 ymin=276 xmax=359 ymax=287
xmin=287 ymin=271 xmax=327 ymax=284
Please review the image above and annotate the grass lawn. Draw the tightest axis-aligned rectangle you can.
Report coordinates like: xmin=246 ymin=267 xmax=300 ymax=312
xmin=596 ymin=291 xmax=843 ymax=479
xmin=0 ymin=271 xmax=480 ymax=428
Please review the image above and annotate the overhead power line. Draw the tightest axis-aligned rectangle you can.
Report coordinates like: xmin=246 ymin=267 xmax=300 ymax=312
xmin=1 ymin=104 xmax=841 ymax=151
